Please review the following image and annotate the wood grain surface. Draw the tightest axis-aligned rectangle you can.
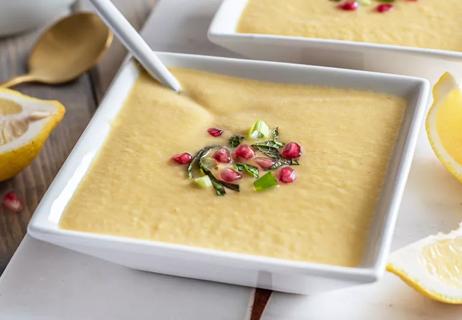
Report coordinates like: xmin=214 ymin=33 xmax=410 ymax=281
xmin=0 ymin=1 xmax=271 ymax=318
xmin=0 ymin=0 xmax=155 ymax=274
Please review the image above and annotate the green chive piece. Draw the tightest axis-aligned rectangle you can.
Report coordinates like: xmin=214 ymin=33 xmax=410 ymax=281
xmin=234 ymin=163 xmax=260 ymax=178
xmin=248 ymin=120 xmax=271 ymax=140
xmin=358 ymin=0 xmax=371 ymax=5
xmin=229 ymin=135 xmax=244 ymax=148
xmin=193 ymin=175 xmax=212 ymax=189
xmin=254 ymin=172 xmax=278 ymax=192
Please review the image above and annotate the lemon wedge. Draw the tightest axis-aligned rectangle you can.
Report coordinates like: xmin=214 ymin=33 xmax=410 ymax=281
xmin=0 ymin=88 xmax=65 ymax=181
xmin=387 ymin=225 xmax=462 ymax=304
xmin=426 ymin=72 xmax=462 ymax=182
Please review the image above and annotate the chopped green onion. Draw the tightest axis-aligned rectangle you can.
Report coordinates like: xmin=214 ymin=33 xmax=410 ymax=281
xmin=193 ymin=175 xmax=212 ymax=189
xmin=254 ymin=172 xmax=278 ymax=192
xmin=248 ymin=120 xmax=270 ymax=140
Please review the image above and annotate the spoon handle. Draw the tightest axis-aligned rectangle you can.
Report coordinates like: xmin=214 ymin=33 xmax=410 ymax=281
xmin=90 ymin=0 xmax=182 ymax=92
xmin=0 ymin=74 xmax=37 ymax=88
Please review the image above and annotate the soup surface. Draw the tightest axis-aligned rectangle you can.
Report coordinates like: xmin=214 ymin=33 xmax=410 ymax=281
xmin=60 ymin=68 xmax=406 ymax=267
xmin=238 ymin=0 xmax=462 ymax=52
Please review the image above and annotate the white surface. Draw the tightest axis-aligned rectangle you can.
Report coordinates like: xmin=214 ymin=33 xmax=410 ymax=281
xmin=90 ymin=0 xmax=182 ymax=92
xmin=28 ymin=52 xmax=429 ymax=294
xmin=0 ymin=238 xmax=252 ymax=320
xmin=0 ymin=0 xmax=76 ymax=36
xmin=209 ymin=0 xmax=462 ymax=72
xmin=1 ymin=0 xmax=462 ymax=318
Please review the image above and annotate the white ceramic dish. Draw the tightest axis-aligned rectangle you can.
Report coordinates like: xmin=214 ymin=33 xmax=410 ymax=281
xmin=208 ymin=0 xmax=462 ymax=70
xmin=28 ymin=52 xmax=429 ymax=294
xmin=0 ymin=0 xmax=76 ymax=37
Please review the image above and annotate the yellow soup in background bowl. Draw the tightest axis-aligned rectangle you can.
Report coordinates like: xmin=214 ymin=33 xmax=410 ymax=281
xmin=238 ymin=0 xmax=462 ymax=52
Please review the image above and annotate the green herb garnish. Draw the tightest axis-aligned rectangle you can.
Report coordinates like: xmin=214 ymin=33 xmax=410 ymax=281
xmin=270 ymin=158 xmax=300 ymax=170
xmin=176 ymin=122 xmax=302 ymax=197
xmin=202 ymin=167 xmax=240 ymax=196
xmin=271 ymin=127 xmax=280 ymax=140
xmin=229 ymin=135 xmax=244 ymax=148
xmin=199 ymin=155 xmax=240 ymax=196
xmin=251 ymin=144 xmax=280 ymax=159
xmin=234 ymin=163 xmax=260 ymax=178
xmin=188 ymin=145 xmax=218 ymax=179
xmin=254 ymin=172 xmax=278 ymax=192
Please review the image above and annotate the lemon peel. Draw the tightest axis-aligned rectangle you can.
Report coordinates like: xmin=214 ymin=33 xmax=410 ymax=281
xmin=426 ymin=72 xmax=462 ymax=183
xmin=387 ymin=224 xmax=462 ymax=304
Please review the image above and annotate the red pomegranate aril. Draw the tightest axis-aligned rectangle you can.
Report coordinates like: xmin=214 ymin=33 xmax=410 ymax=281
xmin=207 ymin=128 xmax=223 ymax=137
xmin=254 ymin=157 xmax=275 ymax=170
xmin=234 ymin=144 xmax=255 ymax=160
xmin=220 ymin=168 xmax=242 ymax=182
xmin=278 ymin=167 xmax=296 ymax=184
xmin=172 ymin=152 xmax=192 ymax=165
xmin=376 ymin=3 xmax=393 ymax=13
xmin=2 ymin=191 xmax=23 ymax=213
xmin=338 ymin=1 xmax=358 ymax=11
xmin=213 ymin=148 xmax=231 ymax=163
xmin=281 ymin=142 xmax=302 ymax=160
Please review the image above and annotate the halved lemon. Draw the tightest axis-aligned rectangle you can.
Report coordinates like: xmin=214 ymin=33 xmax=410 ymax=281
xmin=0 ymin=88 xmax=65 ymax=181
xmin=387 ymin=225 xmax=462 ymax=304
xmin=426 ymin=72 xmax=462 ymax=182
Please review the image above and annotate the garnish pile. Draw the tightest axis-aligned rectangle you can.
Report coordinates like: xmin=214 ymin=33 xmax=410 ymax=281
xmin=171 ymin=120 xmax=303 ymax=196
xmin=333 ymin=0 xmax=418 ymax=13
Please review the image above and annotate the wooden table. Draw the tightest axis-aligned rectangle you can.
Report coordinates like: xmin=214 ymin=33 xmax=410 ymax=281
xmin=0 ymin=2 xmax=270 ymax=318
xmin=0 ymin=0 xmax=155 ymax=275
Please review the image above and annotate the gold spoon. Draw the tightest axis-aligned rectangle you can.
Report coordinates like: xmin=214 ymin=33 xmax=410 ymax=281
xmin=0 ymin=12 xmax=113 ymax=88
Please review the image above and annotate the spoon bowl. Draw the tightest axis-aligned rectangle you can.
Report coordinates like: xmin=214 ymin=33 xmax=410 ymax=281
xmin=1 ymin=12 xmax=112 ymax=88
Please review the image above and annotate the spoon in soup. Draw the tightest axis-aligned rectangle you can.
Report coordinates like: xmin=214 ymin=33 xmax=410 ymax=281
xmin=90 ymin=0 xmax=182 ymax=92
xmin=0 ymin=13 xmax=113 ymax=88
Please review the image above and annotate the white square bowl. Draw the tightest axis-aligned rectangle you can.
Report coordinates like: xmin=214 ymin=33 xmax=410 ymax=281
xmin=208 ymin=0 xmax=462 ymax=70
xmin=28 ymin=52 xmax=430 ymax=294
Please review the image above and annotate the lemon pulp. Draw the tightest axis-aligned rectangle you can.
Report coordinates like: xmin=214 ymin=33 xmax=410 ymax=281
xmin=0 ymin=88 xmax=65 ymax=181
xmin=435 ymin=89 xmax=462 ymax=164
xmin=422 ymin=237 xmax=462 ymax=289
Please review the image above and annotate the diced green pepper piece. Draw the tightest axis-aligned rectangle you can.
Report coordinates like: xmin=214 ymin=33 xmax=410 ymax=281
xmin=253 ymin=172 xmax=278 ymax=192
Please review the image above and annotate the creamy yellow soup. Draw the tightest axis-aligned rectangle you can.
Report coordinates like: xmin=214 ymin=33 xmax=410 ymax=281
xmin=238 ymin=0 xmax=462 ymax=52
xmin=60 ymin=68 xmax=406 ymax=267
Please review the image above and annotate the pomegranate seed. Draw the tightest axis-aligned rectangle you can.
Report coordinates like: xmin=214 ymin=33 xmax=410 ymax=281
xmin=254 ymin=157 xmax=274 ymax=170
xmin=172 ymin=152 xmax=192 ymax=165
xmin=2 ymin=191 xmax=23 ymax=213
xmin=281 ymin=142 xmax=302 ymax=160
xmin=278 ymin=167 xmax=296 ymax=184
xmin=338 ymin=1 xmax=358 ymax=11
xmin=234 ymin=144 xmax=255 ymax=160
xmin=207 ymin=128 xmax=223 ymax=137
xmin=213 ymin=148 xmax=231 ymax=163
xmin=376 ymin=3 xmax=393 ymax=13
xmin=220 ymin=168 xmax=242 ymax=182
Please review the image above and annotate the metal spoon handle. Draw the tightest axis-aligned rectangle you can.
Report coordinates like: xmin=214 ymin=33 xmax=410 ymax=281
xmin=0 ymin=74 xmax=37 ymax=88
xmin=90 ymin=0 xmax=182 ymax=92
